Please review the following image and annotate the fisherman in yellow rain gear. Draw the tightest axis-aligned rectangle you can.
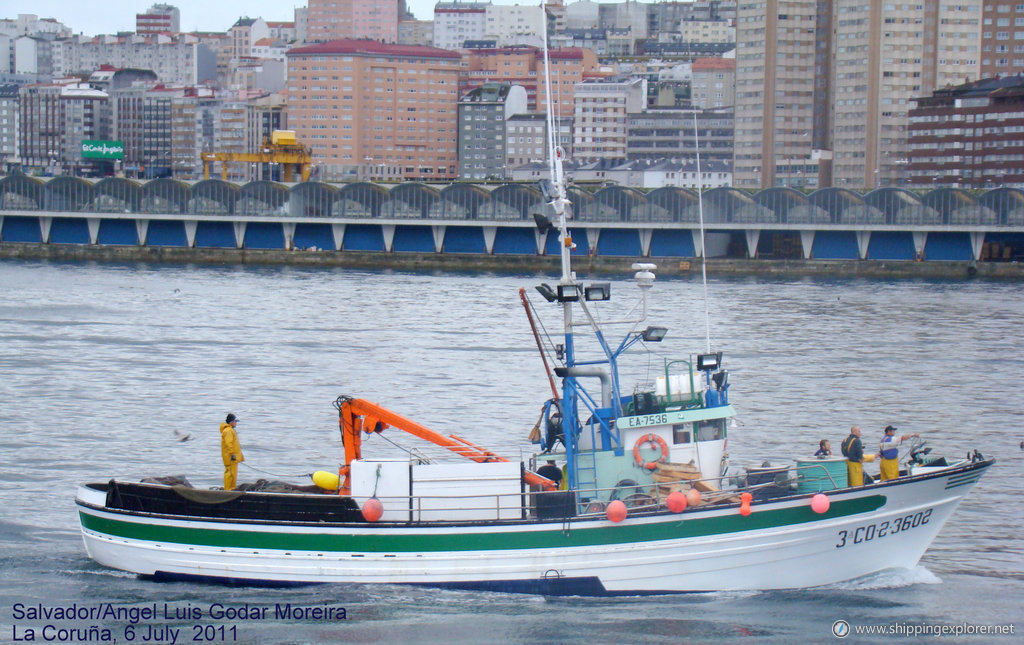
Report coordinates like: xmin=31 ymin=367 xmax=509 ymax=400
xmin=840 ymin=425 xmax=876 ymax=486
xmin=220 ymin=413 xmax=244 ymax=489
xmin=878 ymin=425 xmax=920 ymax=481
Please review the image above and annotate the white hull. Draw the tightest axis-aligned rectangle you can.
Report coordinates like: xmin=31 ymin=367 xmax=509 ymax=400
xmin=78 ymin=460 xmax=989 ymax=595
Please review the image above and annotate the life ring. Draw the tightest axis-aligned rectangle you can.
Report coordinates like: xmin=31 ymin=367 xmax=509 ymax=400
xmin=633 ymin=433 xmax=669 ymax=470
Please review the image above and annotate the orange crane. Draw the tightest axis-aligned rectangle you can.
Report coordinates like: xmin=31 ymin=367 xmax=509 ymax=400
xmin=335 ymin=396 xmax=557 ymax=494
xmin=200 ymin=130 xmax=313 ymax=182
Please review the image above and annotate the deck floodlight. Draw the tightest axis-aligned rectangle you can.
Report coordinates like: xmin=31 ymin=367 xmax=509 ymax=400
xmin=584 ymin=282 xmax=611 ymax=301
xmin=697 ymin=351 xmax=723 ymax=371
xmin=557 ymin=284 xmax=580 ymax=302
xmin=533 ymin=213 xmax=553 ymax=234
xmin=535 ymin=283 xmax=558 ymax=303
xmin=641 ymin=326 xmax=668 ymax=342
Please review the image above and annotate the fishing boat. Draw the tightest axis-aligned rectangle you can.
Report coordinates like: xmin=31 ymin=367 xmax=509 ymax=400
xmin=76 ymin=14 xmax=993 ymax=596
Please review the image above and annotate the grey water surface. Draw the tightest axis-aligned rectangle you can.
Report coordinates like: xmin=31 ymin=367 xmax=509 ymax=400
xmin=0 ymin=259 xmax=1021 ymax=644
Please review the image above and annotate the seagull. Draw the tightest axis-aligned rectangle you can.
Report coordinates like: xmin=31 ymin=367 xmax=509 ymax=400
xmin=173 ymin=429 xmax=193 ymax=442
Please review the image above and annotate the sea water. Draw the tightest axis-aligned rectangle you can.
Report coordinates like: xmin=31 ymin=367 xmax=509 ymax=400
xmin=0 ymin=259 xmax=1021 ymax=644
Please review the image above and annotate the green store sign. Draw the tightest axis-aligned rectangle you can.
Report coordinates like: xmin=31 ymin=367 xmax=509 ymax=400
xmin=81 ymin=140 xmax=124 ymax=160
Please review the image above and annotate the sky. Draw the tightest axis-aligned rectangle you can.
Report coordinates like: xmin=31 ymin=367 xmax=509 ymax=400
xmin=11 ymin=1 xmax=446 ymax=36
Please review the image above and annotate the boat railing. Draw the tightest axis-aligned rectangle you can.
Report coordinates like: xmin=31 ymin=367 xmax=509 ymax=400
xmin=353 ymin=460 xmax=847 ymax=523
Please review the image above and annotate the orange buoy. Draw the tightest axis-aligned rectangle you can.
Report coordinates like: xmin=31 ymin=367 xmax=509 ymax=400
xmin=666 ymin=491 xmax=687 ymax=513
xmin=685 ymin=488 xmax=701 ymax=507
xmin=739 ymin=491 xmax=753 ymax=516
xmin=811 ymin=493 xmax=830 ymax=514
xmin=361 ymin=497 xmax=384 ymax=522
xmin=606 ymin=499 xmax=628 ymax=523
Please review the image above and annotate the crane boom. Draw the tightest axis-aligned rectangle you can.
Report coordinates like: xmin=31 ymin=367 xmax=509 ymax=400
xmin=336 ymin=396 xmax=556 ymax=493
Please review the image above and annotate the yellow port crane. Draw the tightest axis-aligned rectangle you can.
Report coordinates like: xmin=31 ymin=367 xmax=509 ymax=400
xmin=200 ymin=130 xmax=313 ymax=182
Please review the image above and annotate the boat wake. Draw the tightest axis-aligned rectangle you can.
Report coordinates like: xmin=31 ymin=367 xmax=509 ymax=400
xmin=826 ymin=565 xmax=942 ymax=590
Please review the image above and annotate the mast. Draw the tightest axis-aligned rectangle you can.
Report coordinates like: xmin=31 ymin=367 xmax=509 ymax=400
xmin=541 ymin=2 xmax=580 ymax=490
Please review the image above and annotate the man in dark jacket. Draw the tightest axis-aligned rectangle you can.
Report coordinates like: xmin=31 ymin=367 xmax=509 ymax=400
xmin=840 ymin=426 xmax=875 ymax=486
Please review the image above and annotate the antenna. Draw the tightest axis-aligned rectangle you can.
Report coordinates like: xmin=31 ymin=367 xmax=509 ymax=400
xmin=694 ymin=111 xmax=711 ymax=353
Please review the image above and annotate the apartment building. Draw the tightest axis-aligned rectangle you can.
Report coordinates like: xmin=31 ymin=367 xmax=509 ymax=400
xmin=980 ymin=2 xmax=1024 ymax=79
xmin=433 ymin=2 xmax=488 ymax=50
xmin=53 ymin=34 xmax=216 ymax=86
xmin=110 ymin=84 xmax=179 ymax=178
xmin=626 ymin=107 xmax=734 ymax=167
xmin=18 ymin=82 xmax=109 ymax=175
xmin=572 ymin=76 xmax=647 ymax=162
xmin=285 ymin=39 xmax=461 ymax=181
xmin=690 ymin=57 xmax=734 ymax=109
xmin=733 ymin=0 xmax=818 ymax=189
xmin=907 ymin=75 xmax=1024 ymax=189
xmin=830 ymin=0 xmax=982 ymax=189
xmin=136 ymin=4 xmax=181 ymax=35
xmin=307 ymin=0 xmax=401 ymax=44
xmin=461 ymin=46 xmax=602 ymax=118
xmin=484 ymin=4 xmax=546 ymax=48
xmin=0 ymin=84 xmax=19 ymax=171
xmin=457 ymin=82 xmax=528 ymax=180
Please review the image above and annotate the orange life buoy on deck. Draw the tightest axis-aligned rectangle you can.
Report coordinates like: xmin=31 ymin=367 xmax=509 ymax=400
xmin=633 ymin=433 xmax=669 ymax=470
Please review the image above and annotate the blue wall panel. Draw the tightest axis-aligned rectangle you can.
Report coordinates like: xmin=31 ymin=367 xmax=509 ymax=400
xmin=343 ymin=224 xmax=384 ymax=251
xmin=544 ymin=227 xmax=589 ymax=256
xmin=493 ymin=228 xmax=536 ymax=255
xmin=97 ymin=219 xmax=138 ymax=245
xmin=145 ymin=220 xmax=187 ymax=247
xmin=443 ymin=226 xmax=486 ymax=254
xmin=924 ymin=232 xmax=972 ymax=261
xmin=1 ymin=216 xmax=42 ymax=243
xmin=649 ymin=229 xmax=695 ymax=257
xmin=812 ymin=231 xmax=859 ymax=259
xmin=596 ymin=228 xmax=641 ymax=257
xmin=243 ymin=222 xmax=284 ymax=249
xmin=867 ymin=232 xmax=914 ymax=260
xmin=393 ymin=226 xmax=435 ymax=253
xmin=49 ymin=217 xmax=90 ymax=244
xmin=195 ymin=221 xmax=236 ymax=248
xmin=293 ymin=223 xmax=335 ymax=250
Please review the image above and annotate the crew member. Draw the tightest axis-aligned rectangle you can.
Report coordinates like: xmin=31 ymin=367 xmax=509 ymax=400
xmin=815 ymin=439 xmax=832 ymax=457
xmin=841 ymin=426 xmax=875 ymax=486
xmin=220 ymin=413 xmax=244 ymax=490
xmin=878 ymin=425 xmax=920 ymax=481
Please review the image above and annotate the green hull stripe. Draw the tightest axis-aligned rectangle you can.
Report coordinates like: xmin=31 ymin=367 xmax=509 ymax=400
xmin=80 ymin=496 xmax=885 ymax=553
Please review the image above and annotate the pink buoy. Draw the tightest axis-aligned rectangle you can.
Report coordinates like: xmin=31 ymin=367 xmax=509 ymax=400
xmin=666 ymin=491 xmax=688 ymax=513
xmin=361 ymin=497 xmax=384 ymax=522
xmin=739 ymin=491 xmax=753 ymax=517
xmin=685 ymin=488 xmax=701 ymax=507
xmin=811 ymin=493 xmax=830 ymax=514
xmin=606 ymin=499 xmax=628 ymax=523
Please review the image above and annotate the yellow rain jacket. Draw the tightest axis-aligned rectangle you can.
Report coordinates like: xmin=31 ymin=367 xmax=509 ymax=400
xmin=220 ymin=422 xmax=244 ymax=466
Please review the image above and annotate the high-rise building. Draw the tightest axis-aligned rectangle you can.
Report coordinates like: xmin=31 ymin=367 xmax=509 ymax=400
xmin=285 ymin=39 xmax=461 ymax=181
xmin=980 ymin=1 xmax=1024 ymax=79
xmin=18 ymin=81 xmax=109 ymax=175
xmin=0 ymin=84 xmax=19 ymax=171
xmin=307 ymin=0 xmax=402 ymax=44
xmin=457 ymin=82 xmax=528 ymax=180
xmin=572 ymin=76 xmax=647 ymax=162
xmin=830 ymin=0 xmax=982 ymax=189
xmin=136 ymin=4 xmax=181 ymax=35
xmin=733 ymin=0 xmax=817 ymax=190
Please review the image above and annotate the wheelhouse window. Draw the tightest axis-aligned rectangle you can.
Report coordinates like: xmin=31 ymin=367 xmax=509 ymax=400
xmin=672 ymin=423 xmax=691 ymax=444
xmin=695 ymin=418 xmax=726 ymax=442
